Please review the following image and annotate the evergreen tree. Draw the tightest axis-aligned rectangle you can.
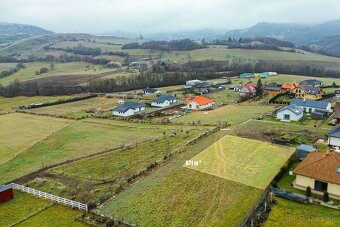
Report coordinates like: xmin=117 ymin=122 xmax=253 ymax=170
xmin=256 ymin=78 xmax=264 ymax=96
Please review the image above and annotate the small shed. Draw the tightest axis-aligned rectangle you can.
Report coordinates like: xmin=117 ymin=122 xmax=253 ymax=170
xmin=0 ymin=185 xmax=14 ymax=203
xmin=295 ymin=144 xmax=316 ymax=160
xmin=311 ymin=109 xmax=328 ymax=120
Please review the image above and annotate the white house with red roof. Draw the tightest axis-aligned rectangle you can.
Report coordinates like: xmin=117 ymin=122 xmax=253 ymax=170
xmin=239 ymin=82 xmax=256 ymax=97
xmin=185 ymin=96 xmax=215 ymax=110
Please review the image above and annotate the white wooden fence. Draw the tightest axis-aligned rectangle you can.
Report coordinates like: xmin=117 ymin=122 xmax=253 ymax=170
xmin=8 ymin=183 xmax=88 ymax=211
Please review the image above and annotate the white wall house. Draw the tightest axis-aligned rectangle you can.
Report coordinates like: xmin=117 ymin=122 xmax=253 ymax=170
xmin=276 ymin=104 xmax=303 ymax=121
xmin=112 ymin=102 xmax=145 ymax=117
xmin=151 ymin=95 xmax=178 ymax=108
xmin=328 ymin=124 xmax=340 ymax=147
xmin=186 ymin=96 xmax=215 ymax=110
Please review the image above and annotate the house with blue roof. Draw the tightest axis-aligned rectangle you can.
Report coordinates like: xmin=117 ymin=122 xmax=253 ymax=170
xmin=151 ymin=95 xmax=178 ymax=108
xmin=290 ymin=98 xmax=331 ymax=113
xmin=276 ymin=104 xmax=304 ymax=121
xmin=300 ymin=79 xmax=323 ymax=87
xmin=111 ymin=101 xmax=145 ymax=117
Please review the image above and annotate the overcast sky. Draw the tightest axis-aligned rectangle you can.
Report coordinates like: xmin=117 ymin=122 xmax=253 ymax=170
xmin=1 ymin=0 xmax=340 ymax=34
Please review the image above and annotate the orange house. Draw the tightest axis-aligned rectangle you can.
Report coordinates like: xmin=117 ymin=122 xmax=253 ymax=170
xmin=282 ymin=82 xmax=299 ymax=91
xmin=264 ymin=86 xmax=284 ymax=95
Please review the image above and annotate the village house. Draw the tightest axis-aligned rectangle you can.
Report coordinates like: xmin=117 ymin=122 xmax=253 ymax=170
xmin=292 ymin=85 xmax=324 ymax=100
xmin=185 ymin=96 xmax=215 ymax=110
xmin=111 ymin=101 xmax=145 ymax=117
xmin=276 ymin=104 xmax=303 ymax=121
xmin=143 ymin=88 xmax=160 ymax=95
xmin=264 ymin=86 xmax=284 ymax=95
xmin=151 ymin=95 xmax=178 ymax=108
xmin=327 ymin=124 xmax=340 ymax=147
xmin=300 ymin=79 xmax=323 ymax=87
xmin=290 ymin=99 xmax=331 ymax=113
xmin=294 ymin=152 xmax=340 ymax=199
xmin=239 ymin=82 xmax=256 ymax=98
xmin=282 ymin=82 xmax=299 ymax=91
xmin=335 ymin=90 xmax=340 ymax=99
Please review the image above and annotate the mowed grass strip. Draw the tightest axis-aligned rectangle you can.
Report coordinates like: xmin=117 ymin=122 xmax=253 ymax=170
xmin=0 ymin=113 xmax=71 ymax=165
xmin=264 ymin=197 xmax=340 ymax=227
xmin=0 ymin=190 xmax=52 ymax=227
xmin=185 ymin=135 xmax=294 ymax=189
xmin=102 ymin=167 xmax=263 ymax=227
xmin=49 ymin=130 xmax=198 ymax=182
xmin=16 ymin=204 xmax=87 ymax=227
xmin=0 ymin=120 xmax=179 ymax=183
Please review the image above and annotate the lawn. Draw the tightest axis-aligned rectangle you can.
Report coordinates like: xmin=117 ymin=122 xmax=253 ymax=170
xmin=0 ymin=190 xmax=52 ymax=226
xmin=0 ymin=61 xmax=112 ymax=85
xmin=0 ymin=113 xmax=71 ymax=166
xmin=205 ymin=89 xmax=240 ymax=104
xmin=0 ymin=95 xmax=70 ymax=113
xmin=228 ymin=119 xmax=330 ymax=144
xmin=0 ymin=190 xmax=86 ymax=227
xmin=185 ymin=135 xmax=294 ymax=189
xmin=28 ymin=96 xmax=121 ymax=118
xmin=265 ymin=197 xmax=340 ymax=227
xmin=172 ymin=100 xmax=275 ymax=125
xmin=49 ymin=130 xmax=199 ymax=182
xmin=0 ymin=119 xmax=188 ymax=183
xmin=16 ymin=204 xmax=87 ymax=227
xmin=101 ymin=167 xmax=263 ymax=227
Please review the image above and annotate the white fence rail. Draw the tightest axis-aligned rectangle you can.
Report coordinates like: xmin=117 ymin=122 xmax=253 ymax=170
xmin=8 ymin=183 xmax=88 ymax=211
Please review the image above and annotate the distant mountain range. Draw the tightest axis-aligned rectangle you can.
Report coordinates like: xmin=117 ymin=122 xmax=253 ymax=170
xmin=0 ymin=22 xmax=53 ymax=44
xmin=224 ymin=20 xmax=340 ymax=46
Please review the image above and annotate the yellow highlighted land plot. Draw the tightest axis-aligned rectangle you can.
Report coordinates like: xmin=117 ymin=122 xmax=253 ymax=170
xmin=184 ymin=135 xmax=294 ymax=189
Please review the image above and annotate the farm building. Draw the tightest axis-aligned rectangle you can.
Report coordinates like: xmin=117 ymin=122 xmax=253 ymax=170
xmin=240 ymin=73 xmax=255 ymax=79
xmin=111 ymin=102 xmax=145 ymax=117
xmin=264 ymin=86 xmax=284 ymax=94
xmin=328 ymin=125 xmax=340 ymax=147
xmin=268 ymin=72 xmax=278 ymax=76
xmin=282 ymin=82 xmax=299 ymax=91
xmin=292 ymin=85 xmax=324 ymax=100
xmin=276 ymin=104 xmax=303 ymax=121
xmin=300 ymin=79 xmax=323 ymax=87
xmin=259 ymin=72 xmax=270 ymax=78
xmin=290 ymin=99 xmax=331 ymax=113
xmin=151 ymin=95 xmax=178 ymax=108
xmin=294 ymin=152 xmax=340 ymax=199
xmin=239 ymin=82 xmax=256 ymax=98
xmin=185 ymin=79 xmax=206 ymax=89
xmin=295 ymin=144 xmax=317 ymax=160
xmin=143 ymin=88 xmax=160 ymax=95
xmin=0 ymin=185 xmax=13 ymax=203
xmin=185 ymin=96 xmax=215 ymax=110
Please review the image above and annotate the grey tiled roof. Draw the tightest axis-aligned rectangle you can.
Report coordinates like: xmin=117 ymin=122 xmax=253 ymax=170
xmin=278 ymin=104 xmax=304 ymax=115
xmin=152 ymin=95 xmax=177 ymax=103
xmin=112 ymin=102 xmax=144 ymax=113
xmin=290 ymin=99 xmax=329 ymax=110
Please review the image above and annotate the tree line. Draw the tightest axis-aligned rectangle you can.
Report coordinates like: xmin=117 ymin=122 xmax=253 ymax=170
xmin=0 ymin=63 xmax=25 ymax=79
xmin=122 ymin=39 xmax=206 ymax=51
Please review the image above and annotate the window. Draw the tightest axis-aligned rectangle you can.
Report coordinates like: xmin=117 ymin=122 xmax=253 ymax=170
xmin=314 ymin=180 xmax=328 ymax=192
xmin=284 ymin=114 xmax=290 ymax=120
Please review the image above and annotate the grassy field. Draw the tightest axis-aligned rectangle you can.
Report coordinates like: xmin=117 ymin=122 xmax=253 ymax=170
xmin=0 ymin=62 xmax=113 ymax=85
xmin=0 ymin=119 xmax=189 ymax=183
xmin=102 ymin=167 xmax=263 ymax=227
xmin=16 ymin=204 xmax=87 ymax=227
xmin=28 ymin=96 xmax=120 ymax=118
xmin=185 ymin=135 xmax=294 ymax=189
xmin=228 ymin=119 xmax=330 ymax=144
xmin=0 ymin=95 xmax=70 ymax=113
xmin=99 ymin=130 xmax=270 ymax=226
xmin=205 ymin=89 xmax=240 ymax=104
xmin=172 ymin=100 xmax=275 ymax=125
xmin=0 ymin=62 xmax=17 ymax=71
xmin=265 ymin=197 xmax=340 ymax=227
xmin=0 ymin=190 xmax=86 ymax=227
xmin=49 ymin=130 xmax=199 ymax=183
xmin=0 ymin=113 xmax=71 ymax=166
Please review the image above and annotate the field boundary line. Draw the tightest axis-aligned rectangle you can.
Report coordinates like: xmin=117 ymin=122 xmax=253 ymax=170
xmin=10 ymin=203 xmax=54 ymax=227
xmin=2 ymin=119 xmax=72 ymax=166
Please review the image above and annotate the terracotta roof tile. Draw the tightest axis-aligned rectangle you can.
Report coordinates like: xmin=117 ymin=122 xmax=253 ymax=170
xmin=294 ymin=152 xmax=340 ymax=185
xmin=185 ymin=96 xmax=214 ymax=106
